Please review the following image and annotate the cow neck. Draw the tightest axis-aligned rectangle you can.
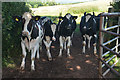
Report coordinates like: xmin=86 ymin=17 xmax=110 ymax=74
xmin=27 ymin=25 xmax=33 ymax=52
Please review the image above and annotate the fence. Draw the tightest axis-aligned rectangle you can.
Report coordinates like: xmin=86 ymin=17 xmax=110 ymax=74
xmin=99 ymin=12 xmax=120 ymax=78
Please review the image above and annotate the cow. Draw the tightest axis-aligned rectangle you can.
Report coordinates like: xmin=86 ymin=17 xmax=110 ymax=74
xmin=40 ymin=17 xmax=57 ymax=61
xmin=79 ymin=12 xmax=98 ymax=54
xmin=13 ymin=12 xmax=44 ymax=70
xmin=57 ymin=13 xmax=78 ymax=57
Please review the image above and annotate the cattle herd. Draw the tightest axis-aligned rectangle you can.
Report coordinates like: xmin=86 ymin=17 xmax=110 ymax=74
xmin=13 ymin=12 xmax=103 ymax=71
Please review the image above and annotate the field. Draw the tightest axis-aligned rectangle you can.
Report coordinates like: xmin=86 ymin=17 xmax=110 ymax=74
xmin=31 ymin=0 xmax=111 ymax=24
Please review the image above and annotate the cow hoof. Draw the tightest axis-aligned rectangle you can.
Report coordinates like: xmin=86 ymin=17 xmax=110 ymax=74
xmin=88 ymin=48 xmax=90 ymax=50
xmin=82 ymin=52 xmax=85 ymax=54
xmin=64 ymin=47 xmax=66 ymax=50
xmin=94 ymin=52 xmax=97 ymax=56
xmin=68 ymin=56 xmax=73 ymax=59
xmin=31 ymin=69 xmax=35 ymax=71
xmin=36 ymin=58 xmax=39 ymax=60
xmin=58 ymin=55 xmax=62 ymax=57
xmin=31 ymin=67 xmax=35 ymax=71
xmin=48 ymin=58 xmax=52 ymax=61
xmin=20 ymin=66 xmax=24 ymax=70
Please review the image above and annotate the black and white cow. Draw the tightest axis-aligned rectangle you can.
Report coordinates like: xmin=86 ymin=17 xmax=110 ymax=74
xmin=40 ymin=17 xmax=57 ymax=61
xmin=80 ymin=12 xmax=98 ymax=54
xmin=57 ymin=13 xmax=78 ymax=57
xmin=13 ymin=12 xmax=44 ymax=70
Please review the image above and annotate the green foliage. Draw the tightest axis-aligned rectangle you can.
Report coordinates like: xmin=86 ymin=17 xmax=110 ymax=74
xmin=2 ymin=2 xmax=30 ymax=67
xmin=68 ymin=6 xmax=99 ymax=14
xmin=27 ymin=0 xmax=60 ymax=8
xmin=111 ymin=1 xmax=120 ymax=11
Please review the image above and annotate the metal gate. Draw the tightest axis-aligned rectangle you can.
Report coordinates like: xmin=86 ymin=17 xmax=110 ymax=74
xmin=99 ymin=12 xmax=120 ymax=78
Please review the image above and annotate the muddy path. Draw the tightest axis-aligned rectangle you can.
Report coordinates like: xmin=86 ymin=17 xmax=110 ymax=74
xmin=2 ymin=33 xmax=99 ymax=78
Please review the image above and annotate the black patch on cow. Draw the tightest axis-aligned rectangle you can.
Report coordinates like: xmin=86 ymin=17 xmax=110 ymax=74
xmin=27 ymin=19 xmax=33 ymax=32
xmin=22 ymin=18 xmax=26 ymax=30
xmin=21 ymin=35 xmax=29 ymax=41
xmin=43 ymin=20 xmax=53 ymax=40
xmin=80 ymin=14 xmax=96 ymax=36
xmin=30 ymin=25 xmax=39 ymax=41
xmin=57 ymin=15 xmax=77 ymax=37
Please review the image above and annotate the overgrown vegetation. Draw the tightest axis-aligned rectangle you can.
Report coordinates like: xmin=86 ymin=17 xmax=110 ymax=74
xmin=2 ymin=2 xmax=30 ymax=67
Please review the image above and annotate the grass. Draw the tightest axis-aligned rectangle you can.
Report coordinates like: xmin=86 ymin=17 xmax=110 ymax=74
xmin=68 ymin=6 xmax=99 ymax=14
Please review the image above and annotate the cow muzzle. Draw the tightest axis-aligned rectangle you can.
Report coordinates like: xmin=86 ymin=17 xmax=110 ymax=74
xmin=22 ymin=31 xmax=29 ymax=36
xmin=52 ymin=36 xmax=56 ymax=41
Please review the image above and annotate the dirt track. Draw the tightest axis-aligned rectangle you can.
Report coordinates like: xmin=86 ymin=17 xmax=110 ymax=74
xmin=2 ymin=33 xmax=99 ymax=78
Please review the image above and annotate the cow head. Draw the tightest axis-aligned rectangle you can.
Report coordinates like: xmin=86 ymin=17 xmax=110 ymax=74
xmin=13 ymin=12 xmax=41 ymax=38
xmin=82 ymin=12 xmax=96 ymax=29
xmin=51 ymin=23 xmax=57 ymax=41
xmin=58 ymin=13 xmax=78 ymax=29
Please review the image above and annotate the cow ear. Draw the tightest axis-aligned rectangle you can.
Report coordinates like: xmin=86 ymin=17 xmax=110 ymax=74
xmin=13 ymin=16 xmax=22 ymax=22
xmin=58 ymin=16 xmax=64 ymax=20
xmin=33 ymin=16 xmax=41 ymax=21
xmin=84 ymin=12 xmax=86 ymax=16
xmin=73 ymin=16 xmax=78 ymax=20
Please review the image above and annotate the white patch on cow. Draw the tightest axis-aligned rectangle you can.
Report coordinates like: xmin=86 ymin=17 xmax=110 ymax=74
xmin=51 ymin=24 xmax=56 ymax=41
xmin=58 ymin=20 xmax=63 ymax=31
xmin=22 ymin=12 xmax=32 ymax=36
xmin=94 ymin=34 xmax=97 ymax=38
xmin=86 ymin=15 xmax=91 ymax=22
xmin=66 ymin=14 xmax=71 ymax=20
xmin=72 ymin=20 xmax=74 ymax=23
xmin=58 ymin=36 xmax=64 ymax=57
xmin=71 ymin=32 xmax=74 ymax=46
xmin=20 ymin=41 xmax=27 ymax=70
xmin=67 ymin=36 xmax=71 ymax=56
xmin=69 ymin=24 xmax=71 ymax=26
xmin=42 ymin=17 xmax=50 ymax=25
xmin=58 ymin=36 xmax=71 ymax=57
xmin=93 ymin=43 xmax=97 ymax=55
xmin=93 ymin=18 xmax=96 ymax=23
xmin=86 ymin=35 xmax=92 ymax=49
xmin=43 ymin=38 xmax=52 ymax=61
xmin=82 ymin=41 xmax=86 ymax=54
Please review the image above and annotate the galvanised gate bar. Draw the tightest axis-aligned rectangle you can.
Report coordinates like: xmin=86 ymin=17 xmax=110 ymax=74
xmin=99 ymin=12 xmax=120 ymax=78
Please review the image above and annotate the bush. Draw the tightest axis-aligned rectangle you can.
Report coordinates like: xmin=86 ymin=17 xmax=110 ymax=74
xmin=26 ymin=3 xmax=32 ymax=8
xmin=2 ymin=2 xmax=30 ymax=67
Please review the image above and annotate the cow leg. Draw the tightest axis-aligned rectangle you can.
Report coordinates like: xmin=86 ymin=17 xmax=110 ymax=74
xmin=93 ymin=34 xmax=97 ymax=55
xmin=82 ymin=35 xmax=86 ymax=54
xmin=39 ymin=41 xmax=42 ymax=52
xmin=31 ymin=45 xmax=37 ymax=71
xmin=63 ymin=37 xmax=66 ymax=50
xmin=86 ymin=35 xmax=92 ymax=49
xmin=71 ymin=32 xmax=74 ymax=46
xmin=58 ymin=36 xmax=63 ymax=57
xmin=43 ymin=40 xmax=52 ymax=61
xmin=37 ymin=45 xmax=40 ymax=59
xmin=20 ymin=42 xmax=27 ymax=70
xmin=67 ymin=36 xmax=71 ymax=57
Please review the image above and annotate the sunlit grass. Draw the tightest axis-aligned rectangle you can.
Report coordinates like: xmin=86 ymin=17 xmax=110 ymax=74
xmin=68 ymin=6 xmax=99 ymax=14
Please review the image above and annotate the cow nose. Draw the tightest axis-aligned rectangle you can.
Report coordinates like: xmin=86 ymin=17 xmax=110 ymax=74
xmin=22 ymin=31 xmax=28 ymax=36
xmin=84 ymin=26 xmax=86 ymax=29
